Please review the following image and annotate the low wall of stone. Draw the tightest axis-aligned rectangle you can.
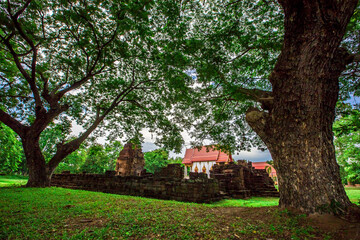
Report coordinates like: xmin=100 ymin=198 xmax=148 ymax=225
xmin=51 ymin=163 xmax=278 ymax=203
xmin=50 ymin=172 xmax=221 ymax=203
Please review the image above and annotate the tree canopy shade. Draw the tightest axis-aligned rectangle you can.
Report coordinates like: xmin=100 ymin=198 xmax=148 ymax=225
xmin=182 ymin=0 xmax=360 ymax=216
xmin=0 ymin=0 xmax=192 ymax=186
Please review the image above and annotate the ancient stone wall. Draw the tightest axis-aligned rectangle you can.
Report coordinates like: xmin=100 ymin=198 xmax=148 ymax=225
xmin=51 ymin=164 xmax=221 ymax=203
xmin=210 ymin=161 xmax=279 ymax=198
xmin=51 ymin=162 xmax=278 ymax=203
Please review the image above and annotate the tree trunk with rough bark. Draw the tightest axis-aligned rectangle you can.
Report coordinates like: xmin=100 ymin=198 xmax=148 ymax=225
xmin=22 ymin=130 xmax=86 ymax=187
xmin=246 ymin=0 xmax=358 ymax=214
xmin=23 ymin=135 xmax=50 ymax=187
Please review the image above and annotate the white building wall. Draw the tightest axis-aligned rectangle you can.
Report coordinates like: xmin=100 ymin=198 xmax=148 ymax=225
xmin=191 ymin=161 xmax=216 ymax=178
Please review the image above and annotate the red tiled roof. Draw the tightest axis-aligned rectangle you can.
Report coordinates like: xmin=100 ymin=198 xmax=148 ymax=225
xmin=182 ymin=146 xmax=233 ymax=164
xmin=182 ymin=149 xmax=193 ymax=164
xmin=252 ymin=162 xmax=277 ymax=176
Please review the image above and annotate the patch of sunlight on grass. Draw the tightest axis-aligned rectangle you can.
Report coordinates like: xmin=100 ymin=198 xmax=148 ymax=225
xmin=0 ymin=175 xmax=28 ymax=187
xmin=207 ymin=197 xmax=279 ymax=207
xmin=345 ymin=187 xmax=360 ymax=205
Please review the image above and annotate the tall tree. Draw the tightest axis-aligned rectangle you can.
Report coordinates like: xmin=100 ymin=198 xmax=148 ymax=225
xmin=186 ymin=1 xmax=360 ymax=214
xmin=0 ymin=0 xmax=190 ymax=186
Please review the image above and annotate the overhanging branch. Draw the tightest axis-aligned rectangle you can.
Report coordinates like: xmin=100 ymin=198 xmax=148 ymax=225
xmin=235 ymin=87 xmax=274 ymax=111
xmin=215 ymin=69 xmax=273 ymax=110
xmin=0 ymin=109 xmax=27 ymax=137
xmin=245 ymin=107 xmax=271 ymax=144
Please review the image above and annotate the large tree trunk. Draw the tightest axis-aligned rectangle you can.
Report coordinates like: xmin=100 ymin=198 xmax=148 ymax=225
xmin=23 ymin=135 xmax=51 ymax=187
xmin=21 ymin=123 xmax=94 ymax=187
xmin=247 ymin=0 xmax=358 ymax=214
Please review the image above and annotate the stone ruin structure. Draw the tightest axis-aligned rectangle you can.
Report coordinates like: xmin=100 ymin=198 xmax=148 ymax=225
xmin=52 ymin=164 xmax=220 ymax=203
xmin=210 ymin=160 xmax=279 ymax=198
xmin=115 ymin=142 xmax=145 ymax=176
xmin=51 ymin=146 xmax=278 ymax=203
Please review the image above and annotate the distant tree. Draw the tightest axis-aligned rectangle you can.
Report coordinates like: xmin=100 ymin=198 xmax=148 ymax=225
xmin=334 ymin=109 xmax=360 ymax=184
xmin=144 ymin=149 xmax=169 ymax=173
xmin=80 ymin=144 xmax=109 ymax=174
xmin=0 ymin=122 xmax=24 ymax=173
xmin=104 ymin=141 xmax=123 ymax=171
xmin=168 ymin=156 xmax=183 ymax=164
xmin=55 ymin=141 xmax=122 ymax=173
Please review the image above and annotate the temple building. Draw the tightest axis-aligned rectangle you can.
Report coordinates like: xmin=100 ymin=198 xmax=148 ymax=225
xmin=252 ymin=162 xmax=277 ymax=183
xmin=182 ymin=146 xmax=233 ymax=178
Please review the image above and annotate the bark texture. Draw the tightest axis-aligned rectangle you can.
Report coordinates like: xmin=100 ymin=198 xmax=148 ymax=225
xmin=246 ymin=0 xmax=358 ymax=214
xmin=23 ymin=136 xmax=49 ymax=187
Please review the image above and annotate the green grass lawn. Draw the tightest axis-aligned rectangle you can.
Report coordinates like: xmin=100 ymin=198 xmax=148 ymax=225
xmin=0 ymin=187 xmax=334 ymax=240
xmin=208 ymin=196 xmax=279 ymax=207
xmin=0 ymin=176 xmax=359 ymax=239
xmin=345 ymin=187 xmax=360 ymax=204
xmin=0 ymin=174 xmax=359 ymax=207
xmin=0 ymin=175 xmax=28 ymax=187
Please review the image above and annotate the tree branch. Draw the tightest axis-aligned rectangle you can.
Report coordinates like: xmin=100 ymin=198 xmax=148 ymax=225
xmin=236 ymin=87 xmax=274 ymax=111
xmin=124 ymin=99 xmax=153 ymax=117
xmin=1 ymin=36 xmax=31 ymax=82
xmin=245 ymin=107 xmax=271 ymax=145
xmin=0 ymin=108 xmax=27 ymax=137
xmin=226 ymin=48 xmax=253 ymax=63
xmin=8 ymin=0 xmax=35 ymax=48
xmin=12 ymin=0 xmax=32 ymax=19
xmin=0 ymin=94 xmax=34 ymax=100
xmin=1 ymin=36 xmax=43 ymax=110
xmin=4 ymin=1 xmax=43 ymax=110
xmin=215 ymin=68 xmax=273 ymax=109
xmin=46 ymin=114 xmax=104 ymax=174
xmin=38 ymin=69 xmax=60 ymax=109
xmin=55 ymin=58 xmax=106 ymax=99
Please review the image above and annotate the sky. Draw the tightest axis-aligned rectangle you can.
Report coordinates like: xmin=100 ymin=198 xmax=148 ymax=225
xmin=139 ymin=130 xmax=272 ymax=162
xmin=72 ymin=122 xmax=272 ymax=163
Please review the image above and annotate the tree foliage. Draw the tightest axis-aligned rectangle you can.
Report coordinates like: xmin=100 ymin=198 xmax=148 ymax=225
xmin=0 ymin=122 xmax=24 ymax=173
xmin=176 ymin=0 xmax=284 ymax=152
xmin=0 ymin=0 xmax=192 ymax=185
xmin=144 ymin=149 xmax=169 ymax=173
xmin=334 ymin=109 xmax=360 ymax=184
xmin=144 ymin=149 xmax=183 ymax=173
